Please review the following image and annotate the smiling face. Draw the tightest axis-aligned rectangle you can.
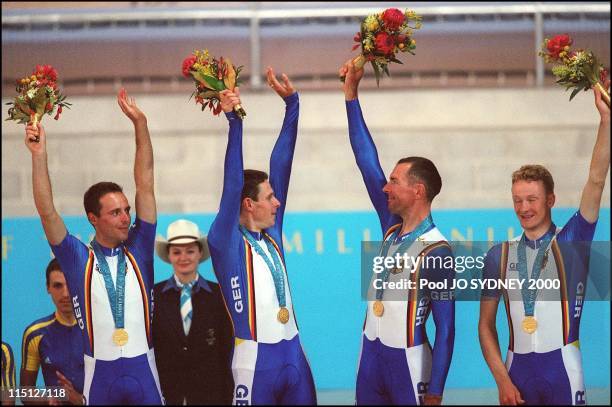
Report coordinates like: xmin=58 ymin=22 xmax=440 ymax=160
xmin=245 ymin=180 xmax=281 ymax=230
xmin=89 ymin=192 xmax=131 ymax=247
xmin=168 ymin=242 xmax=201 ymax=280
xmin=382 ymin=163 xmax=425 ymax=216
xmin=47 ymin=270 xmax=73 ymax=316
xmin=512 ymin=179 xmax=555 ymax=234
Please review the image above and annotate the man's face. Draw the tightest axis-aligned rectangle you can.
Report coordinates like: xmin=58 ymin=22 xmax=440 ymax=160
xmin=168 ymin=242 xmax=201 ymax=277
xmin=89 ymin=192 xmax=131 ymax=245
xmin=47 ymin=270 xmax=72 ymax=315
xmin=382 ymin=163 xmax=422 ymax=215
xmin=250 ymin=181 xmax=281 ymax=230
xmin=512 ymin=180 xmax=554 ymax=232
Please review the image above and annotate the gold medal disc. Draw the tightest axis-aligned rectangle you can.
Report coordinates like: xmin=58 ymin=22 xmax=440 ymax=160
xmin=373 ymin=300 xmax=384 ymax=317
xmin=112 ymin=328 xmax=129 ymax=346
xmin=277 ymin=307 xmax=290 ymax=324
xmin=522 ymin=316 xmax=537 ymax=334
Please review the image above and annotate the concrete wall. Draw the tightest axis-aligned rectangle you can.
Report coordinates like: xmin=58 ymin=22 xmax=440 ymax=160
xmin=2 ymin=87 xmax=609 ymax=217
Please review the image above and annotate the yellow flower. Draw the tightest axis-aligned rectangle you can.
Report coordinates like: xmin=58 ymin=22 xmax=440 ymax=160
xmin=364 ymin=39 xmax=374 ymax=52
xmin=364 ymin=15 xmax=379 ymax=31
xmin=411 ymin=39 xmax=416 ymax=45
xmin=30 ymin=75 xmax=37 ymax=81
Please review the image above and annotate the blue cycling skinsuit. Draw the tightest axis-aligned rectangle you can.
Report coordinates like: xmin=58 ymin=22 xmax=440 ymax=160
xmin=51 ymin=218 xmax=163 ymax=405
xmin=346 ymin=99 xmax=455 ymax=405
xmin=482 ymin=212 xmax=596 ymax=405
xmin=208 ymin=93 xmax=316 ymax=405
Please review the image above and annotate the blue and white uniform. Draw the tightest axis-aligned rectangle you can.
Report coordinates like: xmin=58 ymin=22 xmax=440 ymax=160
xmin=50 ymin=218 xmax=163 ymax=405
xmin=1 ymin=342 xmax=16 ymax=391
xmin=21 ymin=312 xmax=84 ymax=392
xmin=208 ymin=93 xmax=316 ymax=405
xmin=347 ymin=99 xmax=455 ymax=405
xmin=482 ymin=212 xmax=596 ymax=405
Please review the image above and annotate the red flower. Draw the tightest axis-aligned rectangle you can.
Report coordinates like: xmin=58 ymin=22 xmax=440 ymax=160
xmin=45 ymin=102 xmax=53 ymax=112
xmin=54 ymin=105 xmax=62 ymax=120
xmin=182 ymin=55 xmax=197 ymax=78
xmin=353 ymin=32 xmax=361 ymax=43
xmin=375 ymin=32 xmax=396 ymax=55
xmin=546 ymin=34 xmax=572 ymax=59
xmin=381 ymin=8 xmax=405 ymax=31
xmin=34 ymin=65 xmax=58 ymax=82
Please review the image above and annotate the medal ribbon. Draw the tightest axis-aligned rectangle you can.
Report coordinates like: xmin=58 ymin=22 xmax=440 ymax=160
xmin=240 ymin=226 xmax=286 ymax=308
xmin=90 ymin=240 xmax=127 ymax=330
xmin=516 ymin=224 xmax=556 ymax=317
xmin=376 ymin=215 xmax=434 ymax=301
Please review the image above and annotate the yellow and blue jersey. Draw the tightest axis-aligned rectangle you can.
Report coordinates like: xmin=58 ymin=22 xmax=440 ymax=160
xmin=1 ymin=341 xmax=16 ymax=390
xmin=21 ymin=312 xmax=84 ymax=392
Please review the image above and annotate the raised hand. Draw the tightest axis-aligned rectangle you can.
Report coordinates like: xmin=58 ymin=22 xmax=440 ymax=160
xmin=266 ymin=67 xmax=295 ymax=98
xmin=339 ymin=59 xmax=364 ymax=100
xmin=219 ymin=88 xmax=242 ymax=114
xmin=24 ymin=123 xmax=46 ymax=154
xmin=117 ymin=87 xmax=146 ymax=125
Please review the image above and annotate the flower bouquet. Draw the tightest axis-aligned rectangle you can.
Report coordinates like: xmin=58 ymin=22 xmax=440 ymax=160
xmin=539 ymin=34 xmax=610 ymax=107
xmin=182 ymin=49 xmax=246 ymax=119
xmin=5 ymin=65 xmax=71 ymax=129
xmin=341 ymin=7 xmax=423 ymax=86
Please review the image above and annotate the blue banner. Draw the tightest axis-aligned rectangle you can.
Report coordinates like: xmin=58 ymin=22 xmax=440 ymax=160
xmin=2 ymin=208 xmax=609 ymax=389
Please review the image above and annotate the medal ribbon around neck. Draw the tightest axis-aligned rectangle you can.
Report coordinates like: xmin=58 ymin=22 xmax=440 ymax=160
xmin=375 ymin=215 xmax=433 ymax=301
xmin=90 ymin=240 xmax=127 ymax=331
xmin=239 ymin=226 xmax=286 ymax=308
xmin=516 ymin=225 xmax=555 ymax=318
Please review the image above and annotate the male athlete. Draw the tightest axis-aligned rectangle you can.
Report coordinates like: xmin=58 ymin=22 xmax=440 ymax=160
xmin=479 ymin=82 xmax=610 ymax=405
xmin=207 ymin=67 xmax=316 ymax=405
xmin=25 ymin=88 xmax=163 ymax=405
xmin=21 ymin=259 xmax=84 ymax=405
xmin=340 ymin=60 xmax=455 ymax=405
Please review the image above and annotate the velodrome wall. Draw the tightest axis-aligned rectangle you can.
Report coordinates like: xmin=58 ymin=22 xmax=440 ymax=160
xmin=2 ymin=88 xmax=610 ymax=390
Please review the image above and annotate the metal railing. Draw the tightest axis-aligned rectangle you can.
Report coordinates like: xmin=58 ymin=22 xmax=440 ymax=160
xmin=3 ymin=2 xmax=610 ymax=90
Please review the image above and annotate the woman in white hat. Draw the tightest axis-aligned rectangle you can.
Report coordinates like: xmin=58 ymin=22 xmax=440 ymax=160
xmin=152 ymin=219 xmax=233 ymax=405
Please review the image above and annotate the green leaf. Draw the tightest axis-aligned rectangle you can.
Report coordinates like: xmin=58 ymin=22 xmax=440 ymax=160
xmin=371 ymin=61 xmax=381 ymax=87
xmin=569 ymin=87 xmax=581 ymax=101
xmin=193 ymin=72 xmax=225 ymax=91
xmin=389 ymin=57 xmax=403 ymax=64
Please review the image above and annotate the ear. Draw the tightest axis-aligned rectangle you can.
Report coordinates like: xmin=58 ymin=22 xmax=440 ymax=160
xmin=415 ymin=183 xmax=427 ymax=200
xmin=87 ymin=212 xmax=97 ymax=226
xmin=546 ymin=193 xmax=556 ymax=208
xmin=241 ymin=198 xmax=254 ymax=213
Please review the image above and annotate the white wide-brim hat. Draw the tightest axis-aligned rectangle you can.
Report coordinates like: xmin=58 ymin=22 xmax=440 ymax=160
xmin=155 ymin=219 xmax=210 ymax=264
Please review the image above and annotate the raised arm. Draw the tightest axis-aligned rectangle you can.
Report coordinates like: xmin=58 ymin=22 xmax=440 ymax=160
xmin=340 ymin=59 xmax=396 ymax=231
xmin=117 ymin=88 xmax=156 ymax=224
xmin=208 ymin=89 xmax=244 ymax=245
xmin=579 ymin=80 xmax=610 ymax=223
xmin=25 ymin=124 xmax=67 ymax=245
xmin=267 ymin=67 xmax=299 ymax=232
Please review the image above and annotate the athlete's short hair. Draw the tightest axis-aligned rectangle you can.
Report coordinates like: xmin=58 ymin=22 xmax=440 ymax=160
xmin=83 ymin=182 xmax=124 ymax=217
xmin=45 ymin=258 xmax=62 ymax=287
xmin=512 ymin=165 xmax=555 ymax=195
xmin=241 ymin=170 xmax=268 ymax=202
xmin=396 ymin=157 xmax=442 ymax=202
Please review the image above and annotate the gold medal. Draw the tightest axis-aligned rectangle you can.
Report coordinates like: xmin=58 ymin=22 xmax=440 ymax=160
xmin=373 ymin=300 xmax=384 ymax=317
xmin=112 ymin=328 xmax=129 ymax=346
xmin=277 ymin=307 xmax=290 ymax=324
xmin=522 ymin=316 xmax=537 ymax=334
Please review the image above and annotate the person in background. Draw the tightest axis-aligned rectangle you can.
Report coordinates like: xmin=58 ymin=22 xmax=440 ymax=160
xmin=20 ymin=259 xmax=84 ymax=405
xmin=153 ymin=219 xmax=233 ymax=405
